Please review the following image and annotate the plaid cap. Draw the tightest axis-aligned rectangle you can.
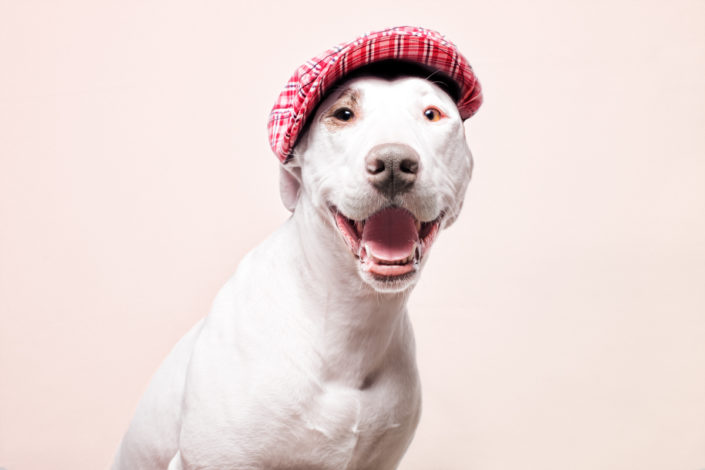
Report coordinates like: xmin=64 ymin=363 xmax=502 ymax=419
xmin=267 ymin=26 xmax=483 ymax=163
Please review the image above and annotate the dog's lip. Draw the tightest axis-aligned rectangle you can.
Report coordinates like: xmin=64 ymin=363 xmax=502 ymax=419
xmin=331 ymin=205 xmax=443 ymax=278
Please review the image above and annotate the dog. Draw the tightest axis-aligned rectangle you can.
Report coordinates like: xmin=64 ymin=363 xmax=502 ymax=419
xmin=113 ymin=27 xmax=480 ymax=470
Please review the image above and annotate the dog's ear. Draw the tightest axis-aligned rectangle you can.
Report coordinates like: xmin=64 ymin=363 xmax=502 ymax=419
xmin=279 ymin=162 xmax=301 ymax=212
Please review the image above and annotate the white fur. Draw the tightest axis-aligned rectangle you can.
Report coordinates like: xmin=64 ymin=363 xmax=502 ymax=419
xmin=113 ymin=76 xmax=473 ymax=470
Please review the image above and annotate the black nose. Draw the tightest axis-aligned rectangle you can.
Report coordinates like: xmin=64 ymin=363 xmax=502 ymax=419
xmin=365 ymin=143 xmax=420 ymax=197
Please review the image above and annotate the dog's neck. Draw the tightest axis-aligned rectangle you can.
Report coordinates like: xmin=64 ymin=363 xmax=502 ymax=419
xmin=283 ymin=199 xmax=414 ymax=387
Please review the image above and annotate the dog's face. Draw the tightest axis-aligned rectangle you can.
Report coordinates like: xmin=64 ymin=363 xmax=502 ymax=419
xmin=284 ymin=75 xmax=473 ymax=293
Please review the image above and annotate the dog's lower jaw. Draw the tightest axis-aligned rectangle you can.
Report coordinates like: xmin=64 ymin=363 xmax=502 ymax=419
xmin=358 ymin=265 xmax=420 ymax=294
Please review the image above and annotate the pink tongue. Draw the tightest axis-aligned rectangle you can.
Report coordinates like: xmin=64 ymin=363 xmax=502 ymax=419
xmin=361 ymin=208 xmax=419 ymax=261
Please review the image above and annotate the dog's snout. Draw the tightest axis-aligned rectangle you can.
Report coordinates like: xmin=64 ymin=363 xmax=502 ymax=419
xmin=365 ymin=143 xmax=420 ymax=197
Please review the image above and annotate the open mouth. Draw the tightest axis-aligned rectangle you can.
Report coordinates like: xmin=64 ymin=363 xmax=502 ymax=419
xmin=332 ymin=206 xmax=442 ymax=279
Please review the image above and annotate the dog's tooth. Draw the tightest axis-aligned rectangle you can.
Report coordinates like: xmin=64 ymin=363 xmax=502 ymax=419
xmin=355 ymin=220 xmax=364 ymax=235
xmin=415 ymin=220 xmax=421 ymax=232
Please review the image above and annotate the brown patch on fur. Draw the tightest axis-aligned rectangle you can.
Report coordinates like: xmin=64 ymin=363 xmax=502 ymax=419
xmin=321 ymin=88 xmax=362 ymax=131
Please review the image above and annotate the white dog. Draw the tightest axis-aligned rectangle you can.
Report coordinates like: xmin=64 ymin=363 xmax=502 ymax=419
xmin=113 ymin=63 xmax=475 ymax=469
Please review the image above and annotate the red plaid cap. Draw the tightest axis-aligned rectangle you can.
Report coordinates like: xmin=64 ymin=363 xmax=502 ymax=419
xmin=267 ymin=26 xmax=483 ymax=163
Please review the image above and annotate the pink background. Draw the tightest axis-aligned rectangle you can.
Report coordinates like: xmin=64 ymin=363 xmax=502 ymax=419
xmin=1 ymin=1 xmax=704 ymax=469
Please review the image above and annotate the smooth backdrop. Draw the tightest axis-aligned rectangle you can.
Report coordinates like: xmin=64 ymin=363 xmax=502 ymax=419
xmin=1 ymin=1 xmax=704 ymax=469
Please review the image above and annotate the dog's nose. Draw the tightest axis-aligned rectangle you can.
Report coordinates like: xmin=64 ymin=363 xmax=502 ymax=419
xmin=365 ymin=143 xmax=420 ymax=197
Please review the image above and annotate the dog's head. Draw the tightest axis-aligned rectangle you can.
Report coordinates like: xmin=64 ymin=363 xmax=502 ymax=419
xmin=280 ymin=63 xmax=474 ymax=293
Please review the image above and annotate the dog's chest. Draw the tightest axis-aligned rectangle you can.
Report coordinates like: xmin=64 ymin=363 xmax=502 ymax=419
xmin=260 ymin=378 xmax=420 ymax=469
xmin=181 ymin=366 xmax=420 ymax=470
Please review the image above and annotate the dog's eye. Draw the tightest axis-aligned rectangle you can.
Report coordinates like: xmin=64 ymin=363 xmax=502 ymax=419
xmin=332 ymin=107 xmax=354 ymax=122
xmin=423 ymin=107 xmax=443 ymax=122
